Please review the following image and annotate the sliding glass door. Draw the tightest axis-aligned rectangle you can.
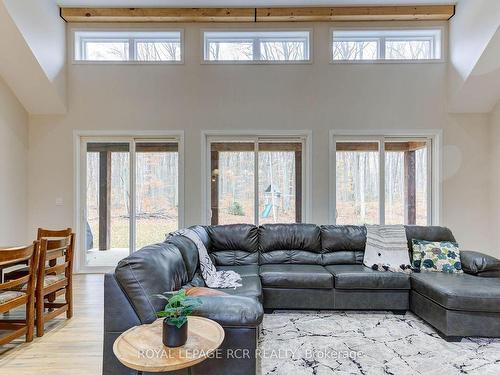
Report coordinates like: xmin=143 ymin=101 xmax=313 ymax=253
xmin=78 ymin=136 xmax=182 ymax=271
xmin=334 ymin=136 xmax=432 ymax=226
xmin=208 ymin=137 xmax=304 ymax=225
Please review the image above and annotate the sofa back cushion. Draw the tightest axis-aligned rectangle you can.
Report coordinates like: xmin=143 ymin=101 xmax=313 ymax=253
xmin=115 ymin=242 xmax=188 ymax=323
xmin=206 ymin=224 xmax=259 ymax=265
xmin=259 ymin=224 xmax=322 ymax=264
xmin=320 ymin=225 xmax=456 ymax=265
xmin=321 ymin=225 xmax=366 ymax=265
xmin=404 ymin=226 xmax=456 ymax=252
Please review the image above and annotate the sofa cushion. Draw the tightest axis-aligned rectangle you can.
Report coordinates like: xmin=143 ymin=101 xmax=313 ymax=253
xmin=215 ymin=265 xmax=262 ymax=301
xmin=259 ymin=224 xmax=321 ymax=252
xmin=326 ymin=264 xmax=410 ymax=290
xmin=217 ymin=264 xmax=259 ymax=277
xmin=321 ymin=225 xmax=366 ymax=265
xmin=259 ymin=224 xmax=322 ymax=264
xmin=260 ymin=264 xmax=333 ymax=289
xmin=411 ymin=272 xmax=500 ymax=313
xmin=207 ymin=224 xmax=259 ymax=265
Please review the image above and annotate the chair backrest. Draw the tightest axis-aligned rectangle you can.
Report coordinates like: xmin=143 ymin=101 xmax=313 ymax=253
xmin=38 ymin=235 xmax=74 ymax=283
xmin=37 ymin=228 xmax=72 ymax=241
xmin=0 ymin=243 xmax=39 ymax=297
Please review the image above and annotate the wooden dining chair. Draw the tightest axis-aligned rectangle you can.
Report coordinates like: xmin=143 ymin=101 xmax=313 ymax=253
xmin=0 ymin=242 xmax=39 ymax=344
xmin=35 ymin=235 xmax=74 ymax=337
xmin=37 ymin=228 xmax=73 ymax=305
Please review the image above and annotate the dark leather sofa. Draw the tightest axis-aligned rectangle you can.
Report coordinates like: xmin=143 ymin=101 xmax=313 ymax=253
xmin=103 ymin=224 xmax=500 ymax=375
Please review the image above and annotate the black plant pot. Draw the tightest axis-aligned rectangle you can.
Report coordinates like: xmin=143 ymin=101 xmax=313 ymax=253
xmin=162 ymin=319 xmax=188 ymax=347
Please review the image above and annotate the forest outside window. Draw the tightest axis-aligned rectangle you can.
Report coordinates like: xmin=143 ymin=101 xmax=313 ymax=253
xmin=332 ymin=29 xmax=442 ymax=62
xmin=335 ymin=138 xmax=431 ymax=226
xmin=203 ymin=31 xmax=311 ymax=63
xmin=74 ymin=30 xmax=183 ymax=62
xmin=82 ymin=138 xmax=181 ymax=269
xmin=209 ymin=139 xmax=305 ymax=225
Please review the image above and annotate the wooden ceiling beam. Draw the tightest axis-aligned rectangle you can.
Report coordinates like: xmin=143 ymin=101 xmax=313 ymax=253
xmin=60 ymin=8 xmax=255 ymax=23
xmin=256 ymin=6 xmax=455 ymax=22
xmin=60 ymin=5 xmax=455 ymax=23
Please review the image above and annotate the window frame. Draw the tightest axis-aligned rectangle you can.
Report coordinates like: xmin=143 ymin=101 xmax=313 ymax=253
xmin=73 ymin=130 xmax=185 ymax=274
xmin=201 ymin=29 xmax=313 ymax=64
xmin=201 ymin=131 xmax=312 ymax=225
xmin=72 ymin=28 xmax=185 ymax=64
xmin=329 ymin=130 xmax=441 ymax=226
xmin=330 ymin=27 xmax=444 ymax=64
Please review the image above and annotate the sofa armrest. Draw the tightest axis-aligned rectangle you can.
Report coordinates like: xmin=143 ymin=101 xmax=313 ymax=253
xmin=193 ymin=295 xmax=263 ymax=328
xmin=461 ymin=251 xmax=500 ymax=277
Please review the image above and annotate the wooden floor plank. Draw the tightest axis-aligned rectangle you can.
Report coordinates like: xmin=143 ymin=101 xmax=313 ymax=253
xmin=0 ymin=274 xmax=103 ymax=375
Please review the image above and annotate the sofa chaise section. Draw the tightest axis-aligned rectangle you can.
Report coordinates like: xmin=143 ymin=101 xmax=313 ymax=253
xmin=410 ymin=271 xmax=500 ymax=339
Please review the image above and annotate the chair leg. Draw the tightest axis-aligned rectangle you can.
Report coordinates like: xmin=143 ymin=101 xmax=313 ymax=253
xmin=26 ymin=296 xmax=35 ymax=342
xmin=66 ymin=278 xmax=73 ymax=319
xmin=36 ymin=293 xmax=45 ymax=337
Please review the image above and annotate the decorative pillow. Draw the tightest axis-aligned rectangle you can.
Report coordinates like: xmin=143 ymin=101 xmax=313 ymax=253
xmin=411 ymin=239 xmax=424 ymax=269
xmin=185 ymin=287 xmax=228 ymax=297
xmin=413 ymin=240 xmax=463 ymax=273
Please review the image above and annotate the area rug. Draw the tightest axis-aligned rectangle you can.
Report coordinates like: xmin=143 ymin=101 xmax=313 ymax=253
xmin=258 ymin=311 xmax=500 ymax=375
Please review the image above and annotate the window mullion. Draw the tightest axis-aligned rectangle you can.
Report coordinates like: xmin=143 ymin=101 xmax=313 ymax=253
xmin=254 ymin=139 xmax=260 ymax=225
xmin=253 ymin=37 xmax=260 ymax=61
xmin=379 ymin=137 xmax=386 ymax=225
xmin=380 ymin=37 xmax=386 ymax=59
xmin=130 ymin=138 xmax=137 ymax=253
xmin=129 ymin=38 xmax=135 ymax=61
xmin=426 ymin=138 xmax=433 ymax=225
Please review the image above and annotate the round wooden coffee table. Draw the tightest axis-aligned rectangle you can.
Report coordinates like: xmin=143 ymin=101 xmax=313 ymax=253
xmin=113 ymin=316 xmax=225 ymax=375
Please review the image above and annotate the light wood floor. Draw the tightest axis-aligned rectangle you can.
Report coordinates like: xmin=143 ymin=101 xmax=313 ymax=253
xmin=0 ymin=274 xmax=104 ymax=374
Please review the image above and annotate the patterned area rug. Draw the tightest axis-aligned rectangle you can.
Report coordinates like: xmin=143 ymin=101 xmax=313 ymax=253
xmin=258 ymin=311 xmax=500 ymax=375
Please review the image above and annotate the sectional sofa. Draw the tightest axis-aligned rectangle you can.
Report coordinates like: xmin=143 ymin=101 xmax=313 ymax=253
xmin=103 ymin=224 xmax=500 ymax=375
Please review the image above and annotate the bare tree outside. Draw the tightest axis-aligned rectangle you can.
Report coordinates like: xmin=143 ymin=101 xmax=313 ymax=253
xmin=136 ymin=41 xmax=181 ymax=61
xmin=84 ymin=41 xmax=129 ymax=61
xmin=332 ymin=40 xmax=378 ymax=60
xmin=209 ymin=41 xmax=253 ymax=61
xmin=336 ymin=145 xmax=428 ymax=225
xmin=260 ymin=41 xmax=306 ymax=61
xmin=216 ymin=150 xmax=297 ymax=225
xmin=386 ymin=39 xmax=432 ymax=60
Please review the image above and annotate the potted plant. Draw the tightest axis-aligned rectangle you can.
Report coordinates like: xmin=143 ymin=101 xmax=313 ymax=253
xmin=155 ymin=289 xmax=202 ymax=347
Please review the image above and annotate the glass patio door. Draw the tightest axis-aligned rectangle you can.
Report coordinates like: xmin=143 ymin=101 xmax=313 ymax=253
xmin=78 ymin=137 xmax=180 ymax=271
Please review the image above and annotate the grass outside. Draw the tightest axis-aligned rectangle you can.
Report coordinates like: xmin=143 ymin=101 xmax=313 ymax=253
xmin=88 ymin=217 xmax=178 ymax=250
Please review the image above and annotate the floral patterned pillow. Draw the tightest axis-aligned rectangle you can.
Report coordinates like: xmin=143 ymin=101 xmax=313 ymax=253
xmin=412 ymin=240 xmax=462 ymax=274
xmin=411 ymin=239 xmax=424 ymax=269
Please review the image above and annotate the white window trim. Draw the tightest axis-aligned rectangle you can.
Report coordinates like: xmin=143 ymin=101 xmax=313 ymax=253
xmin=329 ymin=129 xmax=442 ymax=226
xmin=330 ymin=26 xmax=445 ymax=64
xmin=201 ymin=29 xmax=313 ymax=65
xmin=73 ymin=130 xmax=185 ymax=274
xmin=71 ymin=28 xmax=185 ymax=65
xmin=201 ymin=130 xmax=312 ymax=225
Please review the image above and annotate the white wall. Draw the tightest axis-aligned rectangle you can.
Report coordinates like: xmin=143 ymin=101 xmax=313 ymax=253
xmin=0 ymin=77 xmax=29 ymax=245
xmin=3 ymin=0 xmax=67 ymax=103
xmin=448 ymin=0 xmax=500 ymax=112
xmin=489 ymin=102 xmax=500 ymax=252
xmin=28 ymin=21 xmax=494 ymax=257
